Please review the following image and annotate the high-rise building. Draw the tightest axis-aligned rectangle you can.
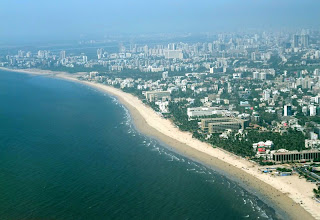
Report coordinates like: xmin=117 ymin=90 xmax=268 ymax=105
xmin=208 ymin=43 xmax=213 ymax=53
xmin=310 ymin=105 xmax=317 ymax=116
xmin=253 ymin=72 xmax=266 ymax=80
xmin=44 ymin=50 xmax=50 ymax=59
xmin=18 ymin=50 xmax=24 ymax=58
xmin=292 ymin=35 xmax=299 ymax=48
xmin=302 ymin=77 xmax=312 ymax=89
xmin=164 ymin=50 xmax=183 ymax=59
xmin=284 ymin=105 xmax=292 ymax=116
xmin=251 ymin=52 xmax=256 ymax=61
xmin=260 ymin=72 xmax=267 ymax=80
xmin=97 ymin=48 xmax=103 ymax=59
xmin=143 ymin=45 xmax=149 ymax=56
xmin=26 ymin=51 xmax=32 ymax=58
xmin=168 ymin=43 xmax=176 ymax=50
xmin=253 ymin=71 xmax=259 ymax=79
xmin=60 ymin=50 xmax=66 ymax=60
xmin=218 ymin=44 xmax=226 ymax=52
xmin=38 ymin=50 xmax=45 ymax=59
xmin=263 ymin=89 xmax=271 ymax=101
xmin=301 ymin=34 xmax=310 ymax=48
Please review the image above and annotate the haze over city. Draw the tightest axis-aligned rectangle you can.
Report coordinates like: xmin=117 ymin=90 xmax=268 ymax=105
xmin=1 ymin=0 xmax=320 ymax=219
xmin=1 ymin=0 xmax=320 ymax=42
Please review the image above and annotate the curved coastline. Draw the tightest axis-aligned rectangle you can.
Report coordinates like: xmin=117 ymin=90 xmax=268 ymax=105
xmin=1 ymin=67 xmax=319 ymax=220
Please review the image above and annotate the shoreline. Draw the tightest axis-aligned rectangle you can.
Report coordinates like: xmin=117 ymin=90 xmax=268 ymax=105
xmin=1 ymin=67 xmax=319 ymax=219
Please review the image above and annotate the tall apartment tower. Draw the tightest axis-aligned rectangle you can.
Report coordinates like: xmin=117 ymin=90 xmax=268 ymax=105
xmin=284 ymin=105 xmax=292 ymax=116
xmin=97 ymin=48 xmax=103 ymax=59
xmin=301 ymin=34 xmax=310 ymax=48
xmin=60 ymin=50 xmax=66 ymax=60
xmin=292 ymin=35 xmax=299 ymax=48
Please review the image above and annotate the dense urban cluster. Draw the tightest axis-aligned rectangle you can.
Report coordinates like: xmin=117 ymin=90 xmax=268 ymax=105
xmin=2 ymin=31 xmax=320 ymax=181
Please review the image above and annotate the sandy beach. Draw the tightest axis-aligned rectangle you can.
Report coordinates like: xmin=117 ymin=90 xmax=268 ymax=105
xmin=1 ymin=67 xmax=320 ymax=220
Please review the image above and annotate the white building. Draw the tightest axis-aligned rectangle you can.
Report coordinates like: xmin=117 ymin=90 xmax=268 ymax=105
xmin=263 ymin=89 xmax=271 ymax=101
xmin=309 ymin=105 xmax=317 ymax=116
xmin=155 ymin=101 xmax=169 ymax=113
xmin=162 ymin=71 xmax=169 ymax=80
xmin=253 ymin=140 xmax=274 ymax=151
xmin=310 ymin=132 xmax=318 ymax=140
xmin=260 ymin=72 xmax=267 ymax=80
xmin=253 ymin=72 xmax=266 ymax=80
xmin=60 ymin=50 xmax=66 ymax=60
xmin=253 ymin=140 xmax=274 ymax=159
xmin=164 ymin=50 xmax=183 ymax=59
xmin=233 ymin=73 xmax=242 ymax=79
xmin=253 ymin=71 xmax=259 ymax=79
xmin=187 ymin=107 xmax=239 ymax=119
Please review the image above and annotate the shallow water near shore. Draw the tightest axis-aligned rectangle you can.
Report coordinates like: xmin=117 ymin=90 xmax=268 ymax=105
xmin=0 ymin=70 xmax=280 ymax=219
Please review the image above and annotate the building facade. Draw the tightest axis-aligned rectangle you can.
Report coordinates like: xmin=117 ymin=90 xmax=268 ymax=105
xmin=201 ymin=117 xmax=247 ymax=133
xmin=145 ymin=91 xmax=171 ymax=102
xmin=271 ymin=149 xmax=320 ymax=163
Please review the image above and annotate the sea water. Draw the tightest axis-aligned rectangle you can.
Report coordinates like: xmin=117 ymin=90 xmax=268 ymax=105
xmin=0 ymin=70 xmax=280 ymax=219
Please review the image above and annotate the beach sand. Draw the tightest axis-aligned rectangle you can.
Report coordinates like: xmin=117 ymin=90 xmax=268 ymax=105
xmin=1 ymin=67 xmax=319 ymax=220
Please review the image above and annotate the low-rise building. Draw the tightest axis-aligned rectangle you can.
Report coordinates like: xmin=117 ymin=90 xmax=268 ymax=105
xmin=155 ymin=100 xmax=169 ymax=113
xmin=271 ymin=149 xmax=320 ymax=163
xmin=253 ymin=141 xmax=274 ymax=159
xmin=201 ymin=117 xmax=247 ymax=133
xmin=145 ymin=91 xmax=170 ymax=102
xmin=187 ymin=107 xmax=239 ymax=119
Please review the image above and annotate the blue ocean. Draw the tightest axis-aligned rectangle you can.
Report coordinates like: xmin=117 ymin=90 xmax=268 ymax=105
xmin=0 ymin=70 xmax=280 ymax=219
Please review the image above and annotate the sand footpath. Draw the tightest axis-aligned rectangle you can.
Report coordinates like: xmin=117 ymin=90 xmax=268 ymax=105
xmin=2 ymin=67 xmax=320 ymax=220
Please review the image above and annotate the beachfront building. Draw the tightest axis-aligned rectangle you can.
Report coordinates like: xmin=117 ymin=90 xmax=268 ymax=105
xmin=253 ymin=141 xmax=274 ymax=151
xmin=89 ymin=71 xmax=98 ymax=78
xmin=155 ymin=100 xmax=169 ymax=113
xmin=188 ymin=107 xmax=217 ymax=119
xmin=200 ymin=117 xmax=247 ymax=133
xmin=187 ymin=107 xmax=239 ymax=119
xmin=270 ymin=149 xmax=320 ymax=163
xmin=253 ymin=141 xmax=274 ymax=159
xmin=145 ymin=91 xmax=171 ymax=102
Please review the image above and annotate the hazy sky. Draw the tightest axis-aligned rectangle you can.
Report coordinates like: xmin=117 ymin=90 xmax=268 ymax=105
xmin=1 ymin=0 xmax=319 ymax=42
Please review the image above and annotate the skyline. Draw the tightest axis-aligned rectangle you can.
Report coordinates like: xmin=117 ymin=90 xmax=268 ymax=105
xmin=1 ymin=1 xmax=320 ymax=218
xmin=2 ymin=26 xmax=320 ymax=218
xmin=1 ymin=0 xmax=320 ymax=43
